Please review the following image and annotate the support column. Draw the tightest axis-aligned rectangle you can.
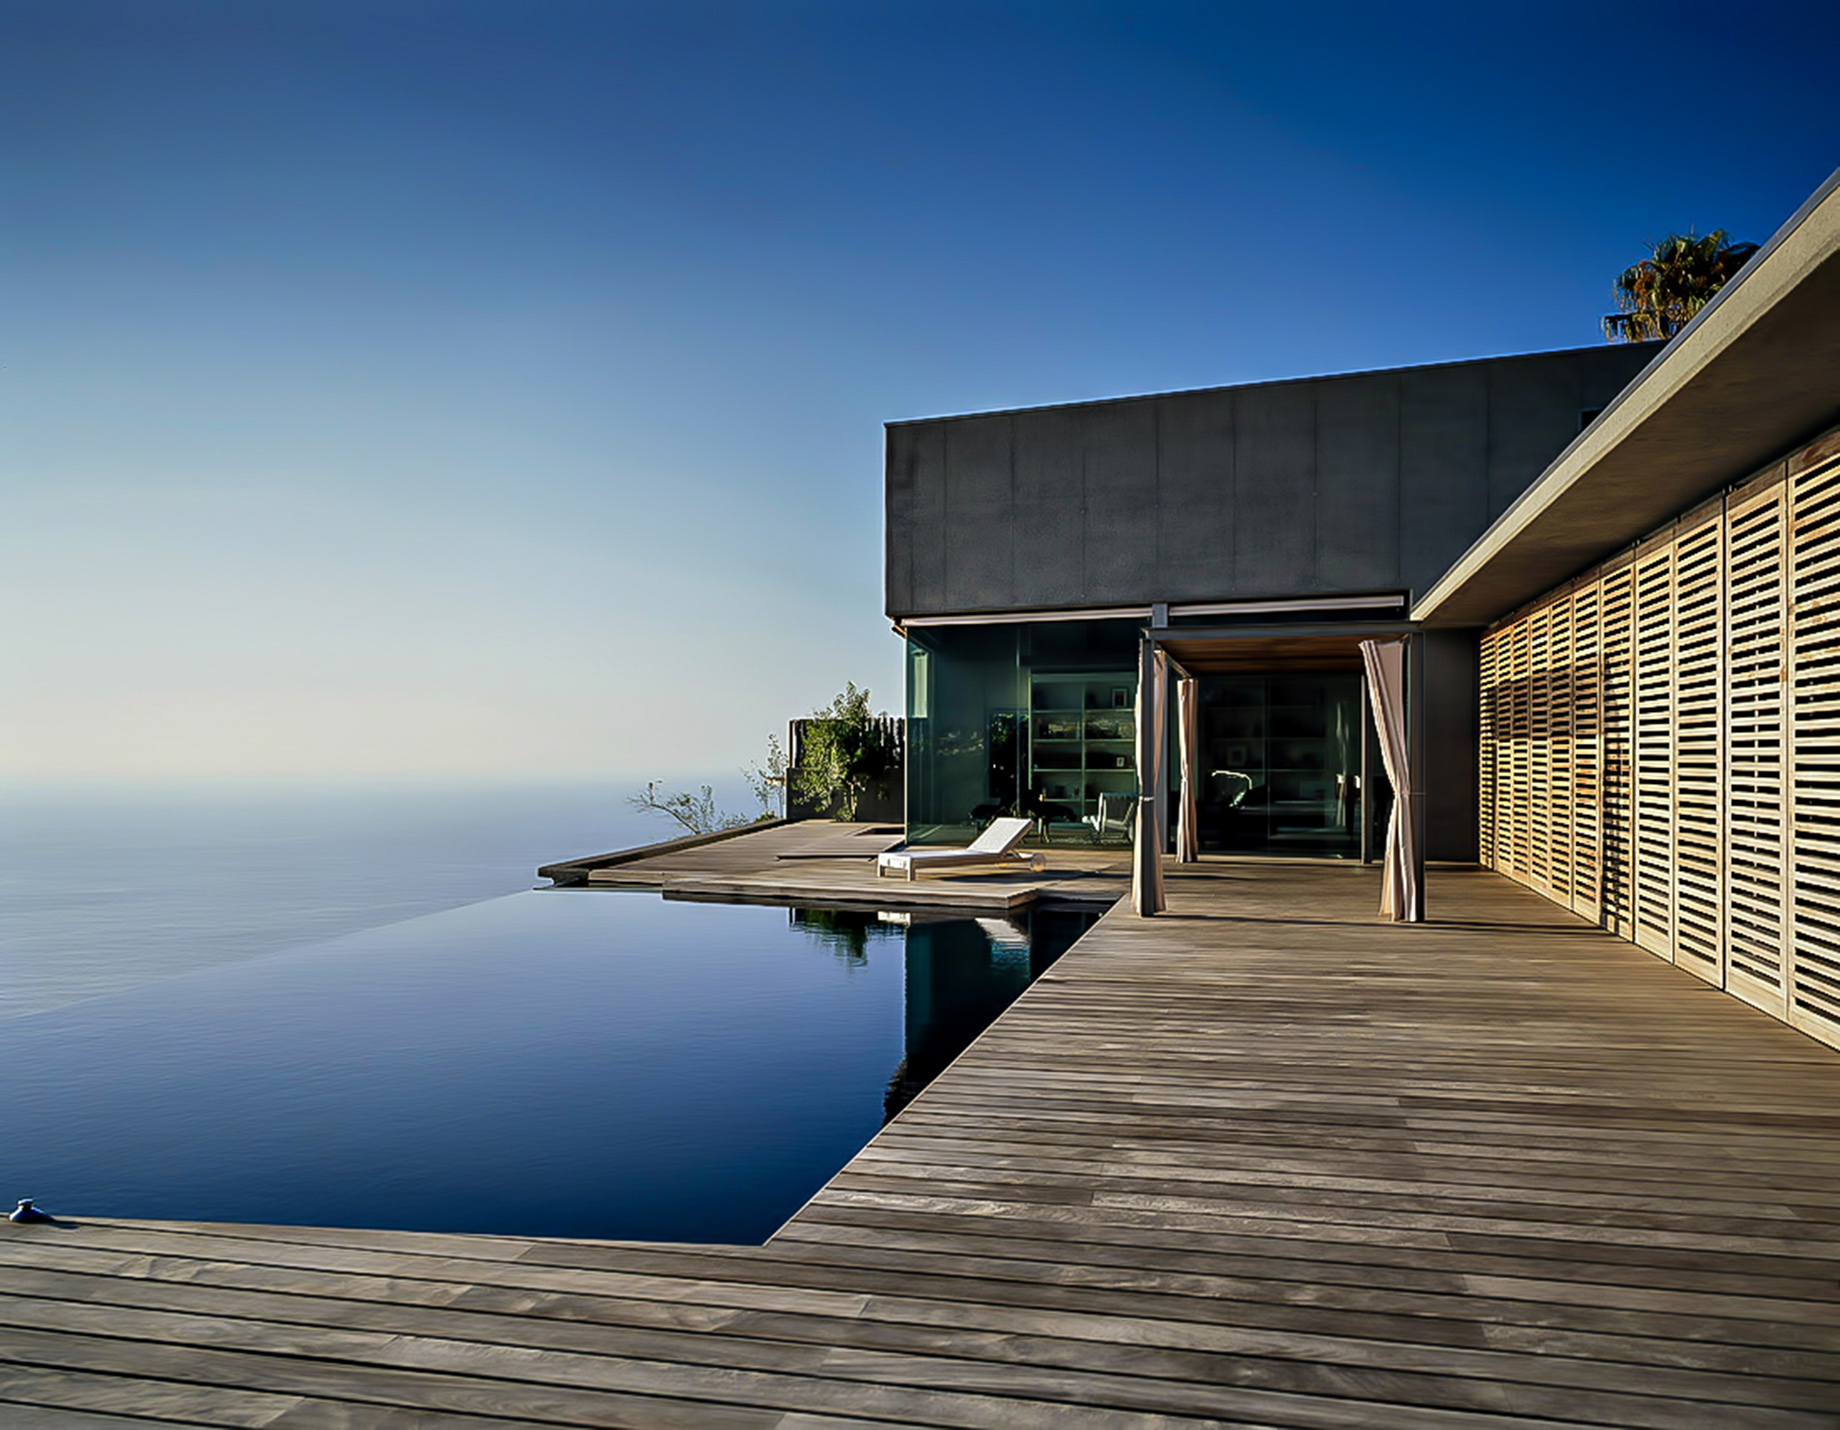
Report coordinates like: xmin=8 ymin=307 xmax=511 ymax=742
xmin=1359 ymin=678 xmax=1372 ymax=865
xmin=1132 ymin=638 xmax=1168 ymax=916
xmin=1409 ymin=630 xmax=1428 ymax=921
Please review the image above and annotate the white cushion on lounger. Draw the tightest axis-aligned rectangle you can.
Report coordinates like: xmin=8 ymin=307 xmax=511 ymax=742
xmin=876 ymin=817 xmax=1045 ymax=879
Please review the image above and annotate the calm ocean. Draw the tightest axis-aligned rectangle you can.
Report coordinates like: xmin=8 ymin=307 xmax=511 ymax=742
xmin=0 ymin=779 xmax=742 ymax=1020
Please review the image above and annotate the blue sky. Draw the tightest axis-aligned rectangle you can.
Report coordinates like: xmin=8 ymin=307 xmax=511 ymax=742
xmin=5 ymin=0 xmax=1835 ymax=782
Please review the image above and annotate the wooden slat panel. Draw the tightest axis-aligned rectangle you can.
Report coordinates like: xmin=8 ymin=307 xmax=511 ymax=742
xmin=1727 ymin=482 xmax=1789 ymax=1016
xmin=1466 ymin=428 xmax=1840 ymax=1056
xmin=1600 ymin=566 xmax=1636 ymax=940
xmin=1791 ymin=455 xmax=1840 ymax=1040
xmin=1507 ymin=614 xmax=1532 ymax=880
xmin=1498 ymin=619 xmax=1518 ymax=876
xmin=1546 ymin=593 xmax=1575 ymax=909
xmin=1570 ymin=581 xmax=1604 ymax=923
xmin=1478 ymin=629 xmax=1498 ymax=871
xmin=1673 ymin=516 xmax=1724 ymax=984
xmin=1633 ymin=545 xmax=1675 ymax=959
xmin=1528 ymin=606 xmax=1551 ymax=890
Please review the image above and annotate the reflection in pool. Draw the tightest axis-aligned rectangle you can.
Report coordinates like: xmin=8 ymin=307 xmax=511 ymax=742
xmin=0 ymin=890 xmax=1095 ymax=1242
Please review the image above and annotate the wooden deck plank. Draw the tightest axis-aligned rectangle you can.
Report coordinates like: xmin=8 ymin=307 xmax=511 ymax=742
xmin=571 ymin=818 xmax=1130 ymax=911
xmin=6 ymin=852 xmax=1840 ymax=1424
xmin=14 ymin=1235 xmax=1840 ymax=1398
xmin=11 ymin=1242 xmax=1835 ymax=1389
xmin=0 ymin=1361 xmax=305 ymax=1427
xmin=13 ymin=1223 xmax=1839 ymax=1384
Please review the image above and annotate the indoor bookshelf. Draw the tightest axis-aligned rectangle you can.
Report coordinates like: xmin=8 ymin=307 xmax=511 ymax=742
xmin=1027 ymin=672 xmax=1137 ymax=822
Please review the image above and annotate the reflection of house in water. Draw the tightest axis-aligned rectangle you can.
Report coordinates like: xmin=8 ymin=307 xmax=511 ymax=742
xmin=784 ymin=906 xmax=1098 ymax=1117
xmin=786 ymin=906 xmax=892 ymax=966
xmin=879 ymin=907 xmax=1096 ymax=1119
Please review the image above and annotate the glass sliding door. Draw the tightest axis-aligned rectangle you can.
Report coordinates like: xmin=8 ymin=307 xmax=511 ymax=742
xmin=904 ymin=624 xmax=1025 ymax=846
xmin=1196 ymin=672 xmax=1363 ymax=858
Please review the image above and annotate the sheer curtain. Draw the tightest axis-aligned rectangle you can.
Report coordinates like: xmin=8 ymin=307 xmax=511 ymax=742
xmin=1359 ymin=638 xmax=1421 ymax=921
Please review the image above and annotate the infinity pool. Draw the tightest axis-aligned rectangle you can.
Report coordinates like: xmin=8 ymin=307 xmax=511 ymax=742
xmin=0 ymin=890 xmax=1094 ymax=1241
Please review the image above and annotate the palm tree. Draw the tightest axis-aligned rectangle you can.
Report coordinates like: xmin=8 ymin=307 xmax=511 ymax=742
xmin=1603 ymin=230 xmax=1759 ymax=342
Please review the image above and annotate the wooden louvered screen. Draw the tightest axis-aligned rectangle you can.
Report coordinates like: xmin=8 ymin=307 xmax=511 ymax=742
xmin=1570 ymin=582 xmax=1603 ymax=923
xmin=1671 ymin=513 xmax=1724 ymax=984
xmin=1632 ymin=546 xmax=1675 ymax=959
xmin=1473 ymin=432 xmax=1840 ymax=1052
xmin=1464 ymin=434 xmax=1840 ymax=1045
xmin=1725 ymin=480 xmax=1787 ymax=1017
xmin=1480 ymin=585 xmax=1600 ymax=915
xmin=1791 ymin=455 xmax=1840 ymax=1042
xmin=1527 ymin=604 xmax=1551 ymax=895
xmin=1600 ymin=565 xmax=1636 ymax=940
xmin=1478 ymin=631 xmax=1498 ymax=870
xmin=1547 ymin=594 xmax=1574 ymax=909
xmin=1494 ymin=623 xmax=1515 ymax=873
xmin=1507 ymin=616 xmax=1531 ymax=879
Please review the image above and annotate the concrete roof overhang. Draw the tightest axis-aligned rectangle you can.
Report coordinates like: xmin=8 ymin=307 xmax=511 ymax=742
xmin=1159 ymin=634 xmax=1368 ymax=674
xmin=1152 ymin=621 xmax=1414 ymax=675
xmin=1414 ymin=168 xmax=1840 ymax=629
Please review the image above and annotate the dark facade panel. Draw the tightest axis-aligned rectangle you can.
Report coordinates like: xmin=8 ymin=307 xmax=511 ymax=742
xmin=1485 ymin=358 xmax=1583 ymax=520
xmin=1153 ymin=391 xmax=1237 ymax=600
xmin=1078 ymin=402 xmax=1160 ymax=601
xmin=887 ymin=345 xmax=1659 ymax=618
xmin=884 ymin=425 xmax=916 ymax=615
xmin=890 ymin=422 xmax=948 ymax=613
xmin=1482 ymin=344 xmax=1667 ymax=522
xmin=1398 ymin=363 xmax=1491 ymax=599
xmin=1314 ymin=374 xmax=1402 ymax=591
xmin=1011 ymin=407 xmax=1086 ymax=607
xmin=1423 ymin=628 xmax=1480 ymax=862
xmin=941 ymin=414 xmax=1015 ymax=611
xmin=1576 ymin=343 xmax=1669 ymax=415
xmin=1231 ymin=384 xmax=1317 ymax=594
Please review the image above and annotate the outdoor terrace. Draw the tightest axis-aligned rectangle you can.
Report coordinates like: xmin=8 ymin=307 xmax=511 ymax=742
xmin=5 ymin=842 xmax=1840 ymax=1426
xmin=542 ymin=818 xmax=1134 ymax=913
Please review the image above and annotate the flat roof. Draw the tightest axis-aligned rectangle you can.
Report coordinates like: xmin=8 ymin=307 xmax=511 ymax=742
xmin=1414 ymin=168 xmax=1840 ymax=628
xmin=884 ymin=341 xmax=1659 ymax=429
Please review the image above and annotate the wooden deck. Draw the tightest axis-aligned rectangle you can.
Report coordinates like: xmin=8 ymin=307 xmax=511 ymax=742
xmin=7 ymin=859 xmax=1840 ymax=1426
xmin=573 ymin=820 xmax=1133 ymax=913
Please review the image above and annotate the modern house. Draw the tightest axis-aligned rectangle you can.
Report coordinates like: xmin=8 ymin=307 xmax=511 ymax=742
xmin=887 ymin=167 xmax=1840 ymax=1050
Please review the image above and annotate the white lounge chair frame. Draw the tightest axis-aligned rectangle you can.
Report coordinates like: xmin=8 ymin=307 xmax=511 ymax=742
xmin=1084 ymin=790 xmax=1137 ymax=844
xmin=875 ymin=816 xmax=1046 ymax=882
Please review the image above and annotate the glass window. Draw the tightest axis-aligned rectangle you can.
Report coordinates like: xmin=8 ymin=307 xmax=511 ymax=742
xmin=905 ymin=620 xmax=1140 ymax=845
xmin=907 ymin=629 xmax=1369 ymax=858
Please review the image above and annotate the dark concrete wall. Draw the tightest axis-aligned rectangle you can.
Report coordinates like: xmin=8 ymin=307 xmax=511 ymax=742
xmin=886 ymin=344 xmax=1660 ymax=618
xmin=1423 ymin=628 xmax=1480 ymax=864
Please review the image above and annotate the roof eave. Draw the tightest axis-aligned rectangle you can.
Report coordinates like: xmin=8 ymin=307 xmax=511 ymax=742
xmin=1413 ymin=168 xmax=1840 ymax=629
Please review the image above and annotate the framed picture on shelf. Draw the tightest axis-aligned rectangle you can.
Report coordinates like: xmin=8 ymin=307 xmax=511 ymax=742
xmin=1111 ymin=687 xmax=1131 ymax=708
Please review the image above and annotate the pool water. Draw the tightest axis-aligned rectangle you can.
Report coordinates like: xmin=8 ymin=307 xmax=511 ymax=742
xmin=0 ymin=890 xmax=1094 ymax=1242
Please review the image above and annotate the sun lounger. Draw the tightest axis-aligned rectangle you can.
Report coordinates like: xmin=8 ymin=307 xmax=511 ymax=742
xmin=875 ymin=816 xmax=1046 ymax=881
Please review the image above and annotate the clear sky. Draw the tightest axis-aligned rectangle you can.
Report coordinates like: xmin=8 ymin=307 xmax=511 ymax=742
xmin=5 ymin=0 xmax=1836 ymax=783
